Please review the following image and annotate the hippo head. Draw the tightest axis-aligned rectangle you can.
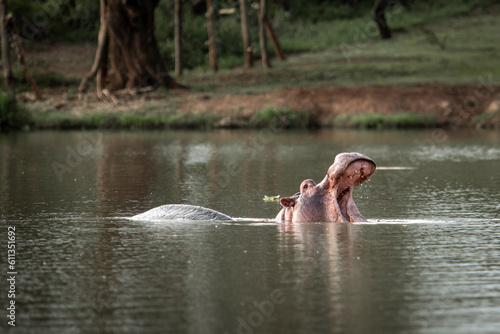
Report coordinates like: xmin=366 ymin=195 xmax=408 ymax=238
xmin=275 ymin=152 xmax=376 ymax=223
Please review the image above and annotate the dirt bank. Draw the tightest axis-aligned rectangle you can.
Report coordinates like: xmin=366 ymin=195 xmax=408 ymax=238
xmin=177 ymin=84 xmax=500 ymax=127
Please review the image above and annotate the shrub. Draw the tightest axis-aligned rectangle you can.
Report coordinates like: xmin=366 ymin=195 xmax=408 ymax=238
xmin=250 ymin=107 xmax=316 ymax=128
xmin=0 ymin=94 xmax=31 ymax=131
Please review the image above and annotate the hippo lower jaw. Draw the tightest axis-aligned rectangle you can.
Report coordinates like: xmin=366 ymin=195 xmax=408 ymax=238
xmin=335 ymin=185 xmax=364 ymax=222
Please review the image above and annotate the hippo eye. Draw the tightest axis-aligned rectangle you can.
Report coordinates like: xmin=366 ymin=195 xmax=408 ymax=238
xmin=303 ymin=184 xmax=308 ymax=189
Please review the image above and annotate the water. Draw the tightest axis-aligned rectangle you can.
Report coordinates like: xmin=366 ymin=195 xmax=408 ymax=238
xmin=1 ymin=129 xmax=499 ymax=334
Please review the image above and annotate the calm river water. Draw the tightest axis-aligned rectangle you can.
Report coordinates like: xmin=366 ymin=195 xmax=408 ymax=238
xmin=1 ymin=129 xmax=499 ymax=334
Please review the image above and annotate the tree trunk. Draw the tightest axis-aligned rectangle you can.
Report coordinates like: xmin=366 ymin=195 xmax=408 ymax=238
xmin=206 ymin=0 xmax=218 ymax=71
xmin=374 ymin=0 xmax=391 ymax=39
xmin=79 ymin=0 xmax=108 ymax=95
xmin=6 ymin=14 xmax=42 ymax=100
xmin=105 ymin=0 xmax=176 ymax=91
xmin=263 ymin=15 xmax=285 ymax=61
xmin=239 ymin=0 xmax=253 ymax=68
xmin=174 ymin=0 xmax=183 ymax=76
xmin=258 ymin=0 xmax=270 ymax=68
xmin=1 ymin=0 xmax=14 ymax=100
xmin=252 ymin=0 xmax=284 ymax=62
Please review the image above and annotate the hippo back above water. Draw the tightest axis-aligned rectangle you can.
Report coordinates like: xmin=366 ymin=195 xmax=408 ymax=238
xmin=131 ymin=204 xmax=233 ymax=221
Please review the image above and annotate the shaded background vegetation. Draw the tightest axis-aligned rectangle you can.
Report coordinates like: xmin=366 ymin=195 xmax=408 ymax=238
xmin=6 ymin=0 xmax=498 ymax=71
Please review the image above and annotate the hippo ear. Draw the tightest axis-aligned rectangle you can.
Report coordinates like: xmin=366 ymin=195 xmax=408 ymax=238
xmin=280 ymin=197 xmax=296 ymax=208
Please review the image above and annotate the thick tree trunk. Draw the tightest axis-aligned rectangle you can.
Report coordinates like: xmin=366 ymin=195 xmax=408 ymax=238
xmin=1 ymin=0 xmax=14 ymax=100
xmin=108 ymin=0 xmax=177 ymax=91
xmin=374 ymin=0 xmax=391 ymax=39
xmin=106 ymin=0 xmax=174 ymax=90
xmin=80 ymin=0 xmax=177 ymax=94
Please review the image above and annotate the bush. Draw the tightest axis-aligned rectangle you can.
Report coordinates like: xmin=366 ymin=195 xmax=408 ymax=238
xmin=155 ymin=3 xmax=248 ymax=71
xmin=9 ymin=0 xmax=100 ymax=42
xmin=0 ymin=94 xmax=31 ymax=131
xmin=250 ymin=107 xmax=316 ymax=128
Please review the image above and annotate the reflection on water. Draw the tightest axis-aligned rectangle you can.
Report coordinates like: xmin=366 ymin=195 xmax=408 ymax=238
xmin=0 ymin=129 xmax=499 ymax=333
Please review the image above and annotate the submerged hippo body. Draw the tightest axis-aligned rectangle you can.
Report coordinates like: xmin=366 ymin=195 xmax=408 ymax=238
xmin=275 ymin=152 xmax=376 ymax=223
xmin=131 ymin=152 xmax=376 ymax=223
xmin=131 ymin=204 xmax=233 ymax=221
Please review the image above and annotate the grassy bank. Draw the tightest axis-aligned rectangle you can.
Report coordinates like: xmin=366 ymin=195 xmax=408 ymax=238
xmin=30 ymin=107 xmax=316 ymax=130
xmin=334 ymin=112 xmax=439 ymax=129
xmin=28 ymin=107 xmax=454 ymax=130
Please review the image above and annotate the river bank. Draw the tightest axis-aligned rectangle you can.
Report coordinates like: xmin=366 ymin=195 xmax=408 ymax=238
xmin=4 ymin=2 xmax=500 ymax=130
xmin=24 ymin=83 xmax=500 ymax=130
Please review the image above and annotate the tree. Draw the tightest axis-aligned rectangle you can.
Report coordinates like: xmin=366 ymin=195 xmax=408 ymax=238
xmin=373 ymin=0 xmax=391 ymax=39
xmin=79 ymin=0 xmax=178 ymax=96
xmin=1 ymin=0 xmax=14 ymax=100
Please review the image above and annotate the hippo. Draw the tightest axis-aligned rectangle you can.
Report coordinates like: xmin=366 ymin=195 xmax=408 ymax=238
xmin=130 ymin=152 xmax=376 ymax=223
xmin=275 ymin=152 xmax=376 ymax=222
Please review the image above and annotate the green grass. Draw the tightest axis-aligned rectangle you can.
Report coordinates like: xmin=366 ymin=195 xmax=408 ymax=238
xmin=174 ymin=3 xmax=500 ymax=98
xmin=31 ymin=110 xmax=218 ymax=130
xmin=0 ymin=66 xmax=79 ymax=92
xmin=180 ymin=1 xmax=500 ymax=88
xmin=334 ymin=112 xmax=439 ymax=129
xmin=29 ymin=104 xmax=322 ymax=130
xmin=27 ymin=109 xmax=446 ymax=130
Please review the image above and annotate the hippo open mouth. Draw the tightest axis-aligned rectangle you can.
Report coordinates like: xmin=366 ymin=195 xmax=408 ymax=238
xmin=276 ymin=152 xmax=376 ymax=223
xmin=332 ymin=158 xmax=376 ymax=222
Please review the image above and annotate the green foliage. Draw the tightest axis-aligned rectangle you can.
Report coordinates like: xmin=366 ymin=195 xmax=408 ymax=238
xmin=9 ymin=0 xmax=100 ymax=42
xmin=7 ymin=0 xmax=500 ymax=71
xmin=334 ymin=112 xmax=438 ymax=129
xmin=286 ymin=0 xmax=374 ymax=22
xmin=155 ymin=2 xmax=248 ymax=70
xmin=0 ymin=93 xmax=31 ymax=131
